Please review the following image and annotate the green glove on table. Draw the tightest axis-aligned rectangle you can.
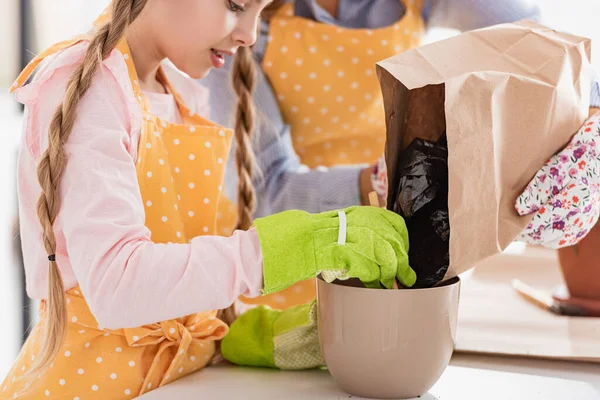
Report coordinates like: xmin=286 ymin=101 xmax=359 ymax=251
xmin=255 ymin=206 xmax=414 ymax=294
xmin=222 ymin=301 xmax=323 ymax=369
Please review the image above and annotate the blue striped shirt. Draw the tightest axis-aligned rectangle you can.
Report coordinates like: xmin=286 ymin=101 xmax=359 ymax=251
xmin=198 ymin=0 xmax=600 ymax=217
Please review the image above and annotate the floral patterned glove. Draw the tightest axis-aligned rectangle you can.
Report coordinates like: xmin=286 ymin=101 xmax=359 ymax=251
xmin=371 ymin=156 xmax=388 ymax=198
xmin=516 ymin=114 xmax=600 ymax=248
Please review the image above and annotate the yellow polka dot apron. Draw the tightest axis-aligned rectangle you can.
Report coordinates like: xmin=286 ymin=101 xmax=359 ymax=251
xmin=238 ymin=0 xmax=425 ymax=310
xmin=2 ymin=37 xmax=233 ymax=399
xmin=94 ymin=3 xmax=239 ymax=239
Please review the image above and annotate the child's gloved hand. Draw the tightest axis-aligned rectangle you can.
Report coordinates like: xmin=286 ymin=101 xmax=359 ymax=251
xmin=254 ymin=206 xmax=414 ymax=294
xmin=516 ymin=113 xmax=600 ymax=248
xmin=222 ymin=301 xmax=323 ymax=369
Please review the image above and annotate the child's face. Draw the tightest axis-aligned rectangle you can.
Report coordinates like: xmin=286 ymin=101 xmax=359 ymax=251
xmin=146 ymin=0 xmax=269 ymax=79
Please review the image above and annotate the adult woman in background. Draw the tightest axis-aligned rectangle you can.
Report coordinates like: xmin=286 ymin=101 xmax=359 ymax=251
xmin=199 ymin=0 xmax=600 ymax=310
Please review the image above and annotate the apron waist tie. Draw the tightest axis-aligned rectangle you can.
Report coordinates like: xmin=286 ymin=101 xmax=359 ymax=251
xmin=124 ymin=316 xmax=228 ymax=395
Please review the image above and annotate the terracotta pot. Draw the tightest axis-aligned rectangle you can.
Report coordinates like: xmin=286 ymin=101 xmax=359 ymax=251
xmin=557 ymin=222 xmax=600 ymax=301
xmin=317 ymin=276 xmax=460 ymax=399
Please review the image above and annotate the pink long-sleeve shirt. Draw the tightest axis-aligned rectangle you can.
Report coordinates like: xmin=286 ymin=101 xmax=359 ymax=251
xmin=14 ymin=42 xmax=263 ymax=330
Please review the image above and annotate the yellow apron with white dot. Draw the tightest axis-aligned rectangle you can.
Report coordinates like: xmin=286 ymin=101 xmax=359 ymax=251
xmin=2 ymin=37 xmax=232 ymax=399
xmin=88 ymin=3 xmax=239 ymax=240
xmin=238 ymin=0 xmax=424 ymax=310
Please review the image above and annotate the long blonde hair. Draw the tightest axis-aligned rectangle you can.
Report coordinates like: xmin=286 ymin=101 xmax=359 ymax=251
xmin=230 ymin=0 xmax=286 ymax=233
xmin=213 ymin=45 xmax=257 ymax=331
xmin=32 ymin=0 xmax=147 ymax=373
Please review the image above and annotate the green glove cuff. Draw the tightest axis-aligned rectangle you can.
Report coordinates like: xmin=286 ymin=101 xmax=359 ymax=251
xmin=273 ymin=301 xmax=323 ymax=369
xmin=254 ymin=210 xmax=319 ymax=295
xmin=221 ymin=306 xmax=278 ymax=368
xmin=222 ymin=302 xmax=324 ymax=370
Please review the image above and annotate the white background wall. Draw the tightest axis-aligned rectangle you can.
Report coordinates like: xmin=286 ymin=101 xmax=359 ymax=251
xmin=0 ymin=0 xmax=19 ymax=85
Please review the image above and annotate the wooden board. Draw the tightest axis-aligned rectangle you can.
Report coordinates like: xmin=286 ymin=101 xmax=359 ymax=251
xmin=455 ymin=246 xmax=600 ymax=362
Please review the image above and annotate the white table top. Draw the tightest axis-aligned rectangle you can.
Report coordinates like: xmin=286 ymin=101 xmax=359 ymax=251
xmin=138 ymin=246 xmax=600 ymax=399
xmin=139 ymin=353 xmax=600 ymax=399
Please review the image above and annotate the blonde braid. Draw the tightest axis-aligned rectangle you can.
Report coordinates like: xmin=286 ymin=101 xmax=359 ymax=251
xmin=232 ymin=45 xmax=258 ymax=232
xmin=214 ymin=2 xmax=286 ymax=363
xmin=231 ymin=0 xmax=285 ymax=232
xmin=212 ymin=46 xmax=258 ymax=363
xmin=31 ymin=0 xmax=148 ymax=374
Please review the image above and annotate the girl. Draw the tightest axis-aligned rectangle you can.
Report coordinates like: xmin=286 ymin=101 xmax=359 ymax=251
xmin=199 ymin=0 xmax=600 ymax=310
xmin=1 ymin=0 xmax=414 ymax=398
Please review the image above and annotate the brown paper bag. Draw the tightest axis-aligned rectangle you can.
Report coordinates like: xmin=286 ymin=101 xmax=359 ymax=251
xmin=377 ymin=20 xmax=593 ymax=280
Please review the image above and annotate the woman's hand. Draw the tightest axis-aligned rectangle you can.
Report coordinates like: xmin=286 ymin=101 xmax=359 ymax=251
xmin=360 ymin=156 xmax=387 ymax=206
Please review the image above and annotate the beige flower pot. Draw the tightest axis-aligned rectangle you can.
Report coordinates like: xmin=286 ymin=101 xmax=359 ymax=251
xmin=317 ymin=276 xmax=460 ymax=399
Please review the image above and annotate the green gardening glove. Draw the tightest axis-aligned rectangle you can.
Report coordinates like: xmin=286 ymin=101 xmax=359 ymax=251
xmin=222 ymin=301 xmax=323 ymax=369
xmin=254 ymin=206 xmax=414 ymax=294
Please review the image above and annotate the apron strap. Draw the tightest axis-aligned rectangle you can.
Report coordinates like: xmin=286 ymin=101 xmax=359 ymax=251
xmin=273 ymin=2 xmax=294 ymax=18
xmin=112 ymin=38 xmax=155 ymax=114
xmin=273 ymin=1 xmax=422 ymax=19
xmin=93 ymin=7 xmax=151 ymax=114
xmin=11 ymin=3 xmax=112 ymax=94
xmin=155 ymin=68 xmax=195 ymax=120
xmin=403 ymin=0 xmax=424 ymax=15
xmin=10 ymin=36 xmax=88 ymax=93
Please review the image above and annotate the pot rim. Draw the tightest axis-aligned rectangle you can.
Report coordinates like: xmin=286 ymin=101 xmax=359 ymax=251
xmin=316 ymin=275 xmax=460 ymax=293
